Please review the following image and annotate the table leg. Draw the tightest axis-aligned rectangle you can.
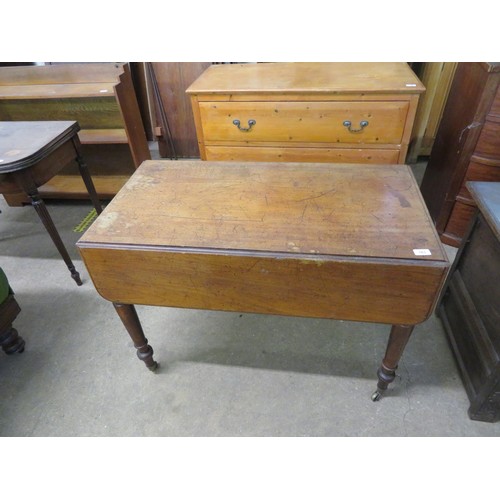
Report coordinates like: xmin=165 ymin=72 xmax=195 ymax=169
xmin=12 ymin=171 xmax=83 ymax=285
xmin=0 ymin=297 xmax=25 ymax=355
xmin=72 ymin=136 xmax=103 ymax=214
xmin=372 ymin=324 xmax=415 ymax=401
xmin=30 ymin=191 xmax=83 ymax=285
xmin=0 ymin=327 xmax=25 ymax=355
xmin=113 ymin=303 xmax=158 ymax=371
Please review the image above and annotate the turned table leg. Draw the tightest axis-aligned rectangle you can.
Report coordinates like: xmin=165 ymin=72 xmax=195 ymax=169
xmin=113 ymin=303 xmax=158 ymax=371
xmin=372 ymin=324 xmax=415 ymax=401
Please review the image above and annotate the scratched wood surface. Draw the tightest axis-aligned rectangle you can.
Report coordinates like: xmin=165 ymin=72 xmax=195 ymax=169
xmin=79 ymin=160 xmax=446 ymax=261
xmin=78 ymin=160 xmax=449 ymax=324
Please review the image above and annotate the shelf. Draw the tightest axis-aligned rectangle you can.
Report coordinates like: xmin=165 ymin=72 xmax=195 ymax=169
xmin=0 ymin=83 xmax=117 ymax=99
xmin=38 ymin=175 xmax=130 ymax=200
xmin=78 ymin=129 xmax=128 ymax=144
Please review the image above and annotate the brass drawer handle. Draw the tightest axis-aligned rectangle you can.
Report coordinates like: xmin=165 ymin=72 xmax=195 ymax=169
xmin=343 ymin=120 xmax=369 ymax=133
xmin=233 ymin=119 xmax=256 ymax=132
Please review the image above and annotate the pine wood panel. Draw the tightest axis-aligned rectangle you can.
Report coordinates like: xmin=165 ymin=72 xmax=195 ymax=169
xmin=0 ymin=63 xmax=124 ymax=85
xmin=204 ymin=146 xmax=399 ymax=163
xmin=198 ymin=100 xmax=408 ymax=144
xmin=187 ymin=62 xmax=425 ymax=94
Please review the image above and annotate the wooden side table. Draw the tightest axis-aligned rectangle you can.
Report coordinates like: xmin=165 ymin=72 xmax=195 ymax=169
xmin=0 ymin=121 xmax=103 ymax=285
xmin=78 ymin=160 xmax=450 ymax=401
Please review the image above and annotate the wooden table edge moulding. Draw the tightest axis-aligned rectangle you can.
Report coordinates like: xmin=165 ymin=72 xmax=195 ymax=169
xmin=77 ymin=160 xmax=450 ymax=401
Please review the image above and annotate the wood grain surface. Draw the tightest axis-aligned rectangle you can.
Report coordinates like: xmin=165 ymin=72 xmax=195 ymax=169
xmin=79 ymin=160 xmax=446 ymax=261
xmin=78 ymin=160 xmax=449 ymax=324
xmin=186 ymin=62 xmax=425 ymax=95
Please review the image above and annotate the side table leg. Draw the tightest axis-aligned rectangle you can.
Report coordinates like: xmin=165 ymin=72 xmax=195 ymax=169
xmin=113 ymin=303 xmax=158 ymax=371
xmin=72 ymin=136 xmax=103 ymax=214
xmin=29 ymin=190 xmax=83 ymax=286
xmin=372 ymin=324 xmax=415 ymax=401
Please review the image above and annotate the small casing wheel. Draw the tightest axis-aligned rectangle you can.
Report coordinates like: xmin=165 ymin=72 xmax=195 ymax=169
xmin=148 ymin=361 xmax=159 ymax=372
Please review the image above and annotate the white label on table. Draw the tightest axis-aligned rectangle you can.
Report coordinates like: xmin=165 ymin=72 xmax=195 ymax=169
xmin=413 ymin=248 xmax=432 ymax=255
xmin=406 ymin=83 xmax=417 ymax=87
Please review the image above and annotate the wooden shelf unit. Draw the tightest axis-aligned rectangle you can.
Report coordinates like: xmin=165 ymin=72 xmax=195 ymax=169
xmin=0 ymin=62 xmax=150 ymax=205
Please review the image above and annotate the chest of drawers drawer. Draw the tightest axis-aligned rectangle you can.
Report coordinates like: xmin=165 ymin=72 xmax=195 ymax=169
xmin=198 ymin=100 xmax=409 ymax=144
xmin=187 ymin=63 xmax=424 ymax=165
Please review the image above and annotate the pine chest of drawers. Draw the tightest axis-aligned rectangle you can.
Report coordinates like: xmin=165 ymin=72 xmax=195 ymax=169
xmin=186 ymin=62 xmax=424 ymax=164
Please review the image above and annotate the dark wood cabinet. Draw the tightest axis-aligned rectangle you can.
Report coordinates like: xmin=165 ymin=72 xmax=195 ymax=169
xmin=420 ymin=62 xmax=500 ymax=247
xmin=439 ymin=182 xmax=500 ymax=422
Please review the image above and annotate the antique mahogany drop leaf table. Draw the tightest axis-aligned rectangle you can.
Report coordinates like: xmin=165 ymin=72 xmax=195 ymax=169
xmin=77 ymin=160 xmax=450 ymax=400
xmin=0 ymin=121 xmax=103 ymax=284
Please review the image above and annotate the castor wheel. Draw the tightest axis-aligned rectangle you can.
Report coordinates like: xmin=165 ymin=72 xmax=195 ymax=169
xmin=1 ymin=328 xmax=26 ymax=355
xmin=148 ymin=361 xmax=159 ymax=372
xmin=371 ymin=390 xmax=382 ymax=402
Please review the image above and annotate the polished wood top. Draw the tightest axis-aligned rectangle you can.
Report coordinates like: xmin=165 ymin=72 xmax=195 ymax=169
xmin=468 ymin=181 xmax=500 ymax=239
xmin=186 ymin=62 xmax=425 ymax=95
xmin=80 ymin=160 xmax=446 ymax=263
xmin=0 ymin=121 xmax=79 ymax=173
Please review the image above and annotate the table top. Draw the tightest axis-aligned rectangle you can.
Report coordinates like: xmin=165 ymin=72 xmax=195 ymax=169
xmin=186 ymin=62 xmax=425 ymax=95
xmin=468 ymin=181 xmax=500 ymax=240
xmin=80 ymin=160 xmax=447 ymax=264
xmin=0 ymin=121 xmax=79 ymax=173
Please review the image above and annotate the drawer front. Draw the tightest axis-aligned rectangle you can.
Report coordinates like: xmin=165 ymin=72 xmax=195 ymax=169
xmin=475 ymin=119 xmax=500 ymax=158
xmin=444 ymin=201 xmax=477 ymax=241
xmin=205 ymin=145 xmax=400 ymax=164
xmin=199 ymin=101 xmax=409 ymax=144
xmin=459 ymin=160 xmax=500 ymax=200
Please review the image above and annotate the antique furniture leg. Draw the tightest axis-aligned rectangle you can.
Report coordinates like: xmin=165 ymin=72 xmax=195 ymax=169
xmin=0 ymin=295 xmax=25 ymax=355
xmin=13 ymin=172 xmax=83 ymax=286
xmin=72 ymin=136 xmax=103 ymax=215
xmin=372 ymin=324 xmax=415 ymax=401
xmin=113 ymin=303 xmax=158 ymax=371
